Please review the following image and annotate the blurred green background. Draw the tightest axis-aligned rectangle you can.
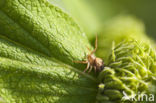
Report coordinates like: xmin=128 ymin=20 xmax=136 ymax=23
xmin=50 ymin=0 xmax=156 ymax=40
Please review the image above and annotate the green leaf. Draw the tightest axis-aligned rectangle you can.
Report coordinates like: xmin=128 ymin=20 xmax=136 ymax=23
xmin=0 ymin=0 xmax=97 ymax=102
xmin=0 ymin=0 xmax=92 ymax=64
xmin=50 ymin=0 xmax=101 ymax=40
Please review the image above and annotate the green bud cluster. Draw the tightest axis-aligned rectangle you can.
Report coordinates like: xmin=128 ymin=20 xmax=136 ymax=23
xmin=96 ymin=39 xmax=156 ymax=103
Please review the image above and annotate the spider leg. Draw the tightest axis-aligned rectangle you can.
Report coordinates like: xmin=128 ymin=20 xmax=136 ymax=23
xmin=86 ymin=47 xmax=92 ymax=52
xmin=73 ymin=61 xmax=88 ymax=64
xmin=88 ymin=66 xmax=93 ymax=73
xmin=83 ymin=63 xmax=90 ymax=72
xmin=91 ymin=34 xmax=98 ymax=55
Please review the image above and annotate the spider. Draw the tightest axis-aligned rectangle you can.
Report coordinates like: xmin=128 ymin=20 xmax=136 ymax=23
xmin=73 ymin=35 xmax=104 ymax=73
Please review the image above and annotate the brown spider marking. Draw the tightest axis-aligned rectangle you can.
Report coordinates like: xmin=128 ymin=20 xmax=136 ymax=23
xmin=73 ymin=35 xmax=104 ymax=73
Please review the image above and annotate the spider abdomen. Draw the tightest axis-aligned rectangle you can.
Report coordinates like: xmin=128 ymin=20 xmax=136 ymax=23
xmin=94 ymin=58 xmax=104 ymax=72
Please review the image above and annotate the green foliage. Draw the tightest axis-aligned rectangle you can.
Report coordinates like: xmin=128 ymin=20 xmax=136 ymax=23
xmin=96 ymin=15 xmax=156 ymax=103
xmin=0 ymin=0 xmax=92 ymax=65
xmin=97 ymin=39 xmax=156 ymax=103
xmin=96 ymin=16 xmax=150 ymax=62
xmin=80 ymin=0 xmax=156 ymax=39
xmin=50 ymin=0 xmax=101 ymax=40
xmin=0 ymin=0 xmax=97 ymax=102
xmin=0 ymin=0 xmax=155 ymax=103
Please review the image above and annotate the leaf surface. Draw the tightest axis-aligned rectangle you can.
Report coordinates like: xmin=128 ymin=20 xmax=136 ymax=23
xmin=0 ymin=0 xmax=97 ymax=102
